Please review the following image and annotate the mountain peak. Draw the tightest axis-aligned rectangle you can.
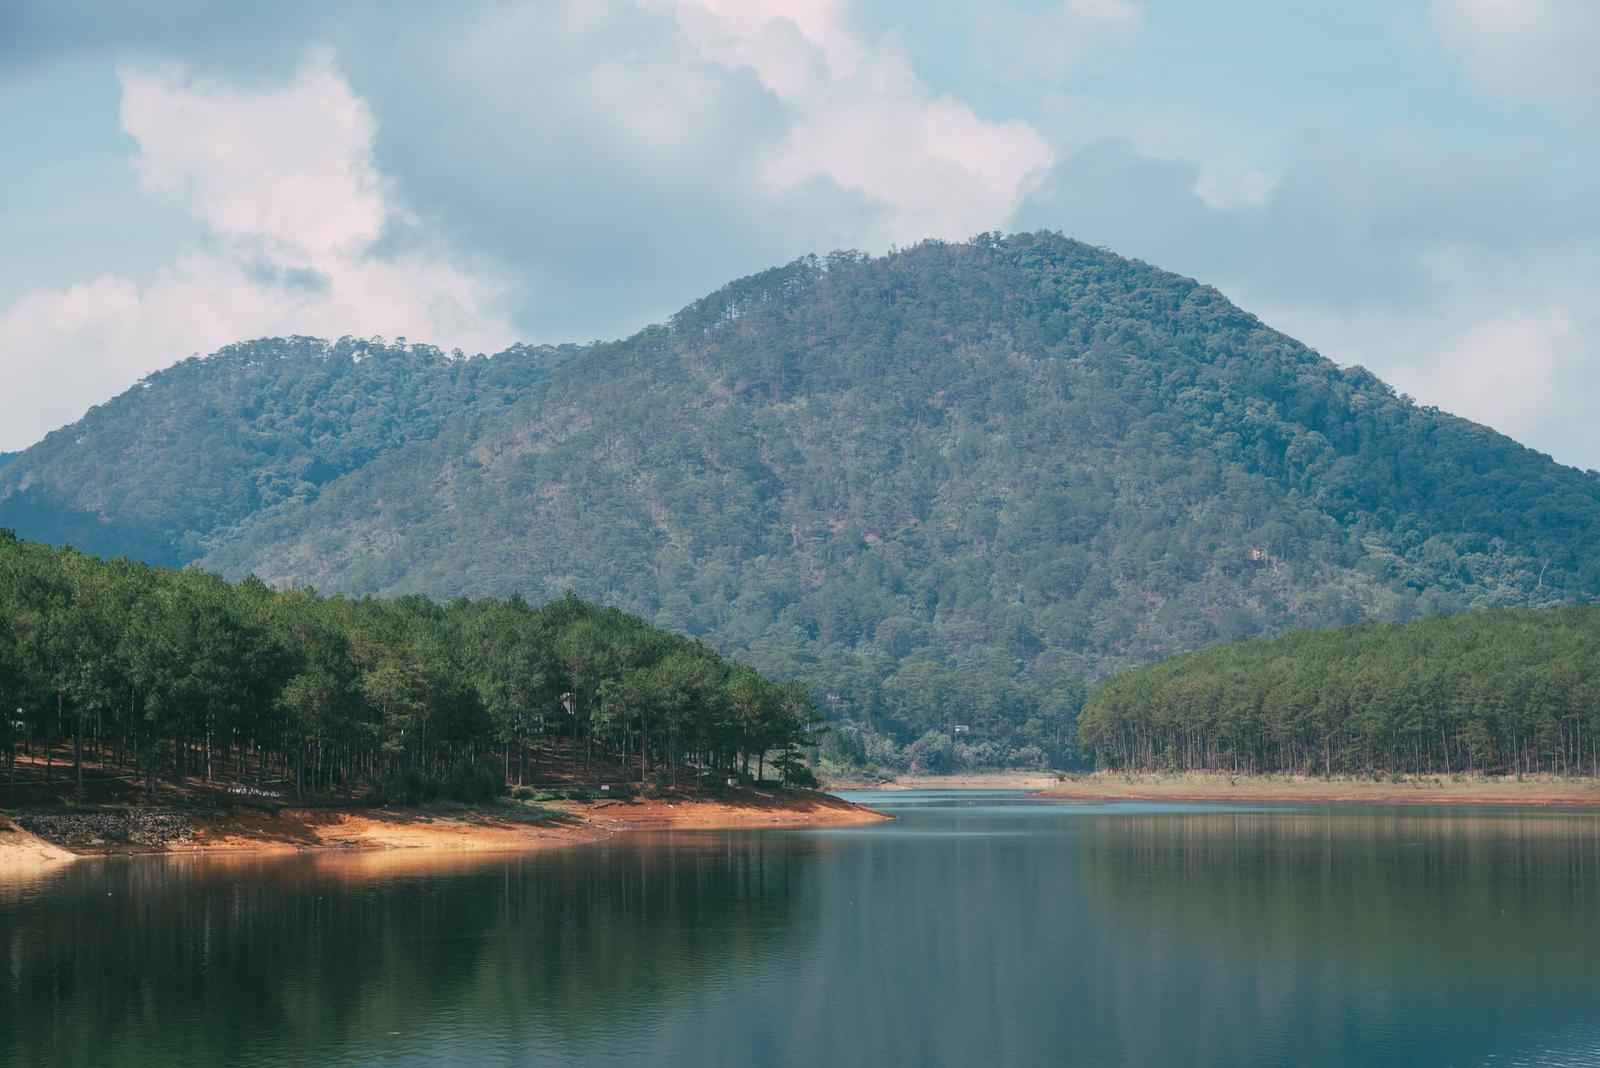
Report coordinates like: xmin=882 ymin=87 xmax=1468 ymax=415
xmin=3 ymin=234 xmax=1597 ymax=759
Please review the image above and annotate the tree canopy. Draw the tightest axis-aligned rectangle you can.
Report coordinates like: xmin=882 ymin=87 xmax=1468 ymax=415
xmin=1079 ymin=605 xmax=1600 ymax=776
xmin=0 ymin=530 xmax=822 ymax=799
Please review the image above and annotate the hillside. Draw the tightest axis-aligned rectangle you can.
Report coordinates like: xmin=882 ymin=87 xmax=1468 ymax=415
xmin=0 ymin=336 xmax=566 ymax=566
xmin=4 ymin=232 xmax=1600 ymax=765
xmin=1078 ymin=605 xmax=1600 ymax=777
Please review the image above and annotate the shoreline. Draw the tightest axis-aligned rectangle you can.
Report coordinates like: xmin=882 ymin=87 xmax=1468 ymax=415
xmin=830 ymin=772 xmax=1062 ymax=792
xmin=1034 ymin=772 xmax=1600 ymax=807
xmin=0 ymin=790 xmax=891 ymax=875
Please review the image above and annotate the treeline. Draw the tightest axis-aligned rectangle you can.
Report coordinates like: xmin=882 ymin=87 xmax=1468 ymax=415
xmin=1079 ymin=606 xmax=1600 ymax=776
xmin=0 ymin=530 xmax=822 ymax=800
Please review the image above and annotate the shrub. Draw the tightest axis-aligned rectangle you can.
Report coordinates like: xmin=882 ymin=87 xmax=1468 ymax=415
xmin=531 ymin=788 xmax=598 ymax=802
xmin=445 ymin=758 xmax=509 ymax=804
xmin=906 ymin=729 xmax=958 ymax=773
xmin=780 ymin=761 xmax=820 ymax=789
xmin=373 ymin=769 xmax=442 ymax=806
xmin=372 ymin=758 xmax=507 ymax=806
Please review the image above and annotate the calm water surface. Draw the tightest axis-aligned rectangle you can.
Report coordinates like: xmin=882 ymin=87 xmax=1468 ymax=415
xmin=5 ymin=792 xmax=1600 ymax=1066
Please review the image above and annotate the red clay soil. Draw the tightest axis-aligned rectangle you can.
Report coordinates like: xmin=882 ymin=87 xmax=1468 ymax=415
xmin=1 ymin=789 xmax=891 ymax=868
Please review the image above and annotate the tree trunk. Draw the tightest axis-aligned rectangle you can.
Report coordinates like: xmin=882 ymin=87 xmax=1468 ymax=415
xmin=46 ymin=693 xmax=57 ymax=780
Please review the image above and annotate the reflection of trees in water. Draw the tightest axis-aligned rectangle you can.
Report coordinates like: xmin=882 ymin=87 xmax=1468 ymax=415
xmin=0 ymin=836 xmax=816 ymax=1067
xmin=1076 ymin=809 xmax=1600 ymax=1063
xmin=8 ymin=812 xmax=1600 ymax=1068
xmin=1082 ymin=810 xmax=1600 ymax=968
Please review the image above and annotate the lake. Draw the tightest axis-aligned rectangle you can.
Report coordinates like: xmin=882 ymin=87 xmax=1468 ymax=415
xmin=4 ymin=791 xmax=1600 ymax=1066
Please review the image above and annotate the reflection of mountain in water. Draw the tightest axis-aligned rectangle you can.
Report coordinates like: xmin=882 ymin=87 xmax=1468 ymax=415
xmin=6 ymin=806 xmax=1600 ymax=1067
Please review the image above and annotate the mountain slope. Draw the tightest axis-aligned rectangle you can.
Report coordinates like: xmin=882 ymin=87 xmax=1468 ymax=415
xmin=0 ymin=336 xmax=564 ymax=565
xmin=5 ymin=232 xmax=1600 ymax=763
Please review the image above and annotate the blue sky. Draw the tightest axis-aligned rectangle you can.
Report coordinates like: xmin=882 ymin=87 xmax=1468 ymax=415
xmin=3 ymin=0 xmax=1597 ymax=468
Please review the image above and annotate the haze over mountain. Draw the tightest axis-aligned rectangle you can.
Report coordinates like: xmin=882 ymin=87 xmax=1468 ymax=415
xmin=4 ymin=233 xmax=1598 ymax=763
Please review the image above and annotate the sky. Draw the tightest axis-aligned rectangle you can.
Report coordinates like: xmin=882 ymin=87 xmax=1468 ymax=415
xmin=2 ymin=0 xmax=1597 ymax=468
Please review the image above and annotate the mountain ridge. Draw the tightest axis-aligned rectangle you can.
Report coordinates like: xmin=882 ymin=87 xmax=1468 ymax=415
xmin=0 ymin=335 xmax=573 ymax=565
xmin=4 ymin=232 xmax=1598 ymax=764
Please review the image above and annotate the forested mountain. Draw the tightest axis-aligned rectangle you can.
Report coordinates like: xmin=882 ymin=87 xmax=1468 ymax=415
xmin=0 ymin=336 xmax=566 ymax=566
xmin=5 ymin=232 xmax=1600 ymax=766
xmin=1079 ymin=606 xmax=1600 ymax=777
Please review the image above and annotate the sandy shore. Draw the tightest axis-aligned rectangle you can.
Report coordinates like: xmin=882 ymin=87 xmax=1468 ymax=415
xmin=0 ymin=813 xmax=78 ymax=879
xmin=0 ymin=790 xmax=890 ymax=870
xmin=1037 ymin=772 xmax=1600 ymax=806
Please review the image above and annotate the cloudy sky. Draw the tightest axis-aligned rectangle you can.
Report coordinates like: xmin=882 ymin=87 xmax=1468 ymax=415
xmin=3 ymin=0 xmax=1597 ymax=467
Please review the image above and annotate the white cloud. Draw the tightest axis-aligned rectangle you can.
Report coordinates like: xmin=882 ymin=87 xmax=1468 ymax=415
xmin=669 ymin=0 xmax=861 ymax=96
xmin=977 ymin=0 xmax=1145 ymax=83
xmin=121 ymin=55 xmax=389 ymax=258
xmin=1338 ymin=304 xmax=1599 ymax=469
xmin=665 ymin=0 xmax=1055 ymax=247
xmin=1430 ymin=0 xmax=1600 ymax=122
xmin=0 ymin=57 xmax=514 ymax=450
xmin=1403 ymin=308 xmax=1577 ymax=429
xmin=1226 ymin=278 xmax=1600 ymax=470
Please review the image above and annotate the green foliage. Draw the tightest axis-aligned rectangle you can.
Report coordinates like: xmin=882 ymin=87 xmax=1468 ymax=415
xmin=772 ymin=752 xmax=820 ymax=788
xmin=372 ymin=758 xmax=508 ymax=805
xmin=1079 ymin=605 xmax=1600 ymax=776
xmin=6 ymin=234 xmax=1600 ymax=765
xmin=0 ymin=532 xmax=820 ymax=799
xmin=0 ymin=337 xmax=564 ymax=566
xmin=446 ymin=757 xmax=509 ymax=804
xmin=372 ymin=768 xmax=443 ymax=807
xmin=906 ymin=729 xmax=958 ymax=773
xmin=531 ymin=789 xmax=598 ymax=802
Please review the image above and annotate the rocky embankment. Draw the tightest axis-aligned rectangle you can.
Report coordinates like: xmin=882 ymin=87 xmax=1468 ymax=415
xmin=13 ymin=808 xmax=207 ymax=849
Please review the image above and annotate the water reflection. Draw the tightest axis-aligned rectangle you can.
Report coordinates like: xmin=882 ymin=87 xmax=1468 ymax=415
xmin=4 ymin=799 xmax=1600 ymax=1067
xmin=1073 ymin=807 xmax=1600 ymax=1065
xmin=0 ymin=838 xmax=814 ymax=1068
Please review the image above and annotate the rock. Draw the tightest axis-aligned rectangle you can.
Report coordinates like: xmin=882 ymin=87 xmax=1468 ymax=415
xmin=15 ymin=808 xmax=208 ymax=848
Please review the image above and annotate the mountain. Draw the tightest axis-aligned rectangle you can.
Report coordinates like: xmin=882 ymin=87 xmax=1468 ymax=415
xmin=0 ymin=335 xmax=567 ymax=566
xmin=0 ymin=452 xmax=16 ymax=472
xmin=5 ymin=232 xmax=1599 ymax=765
